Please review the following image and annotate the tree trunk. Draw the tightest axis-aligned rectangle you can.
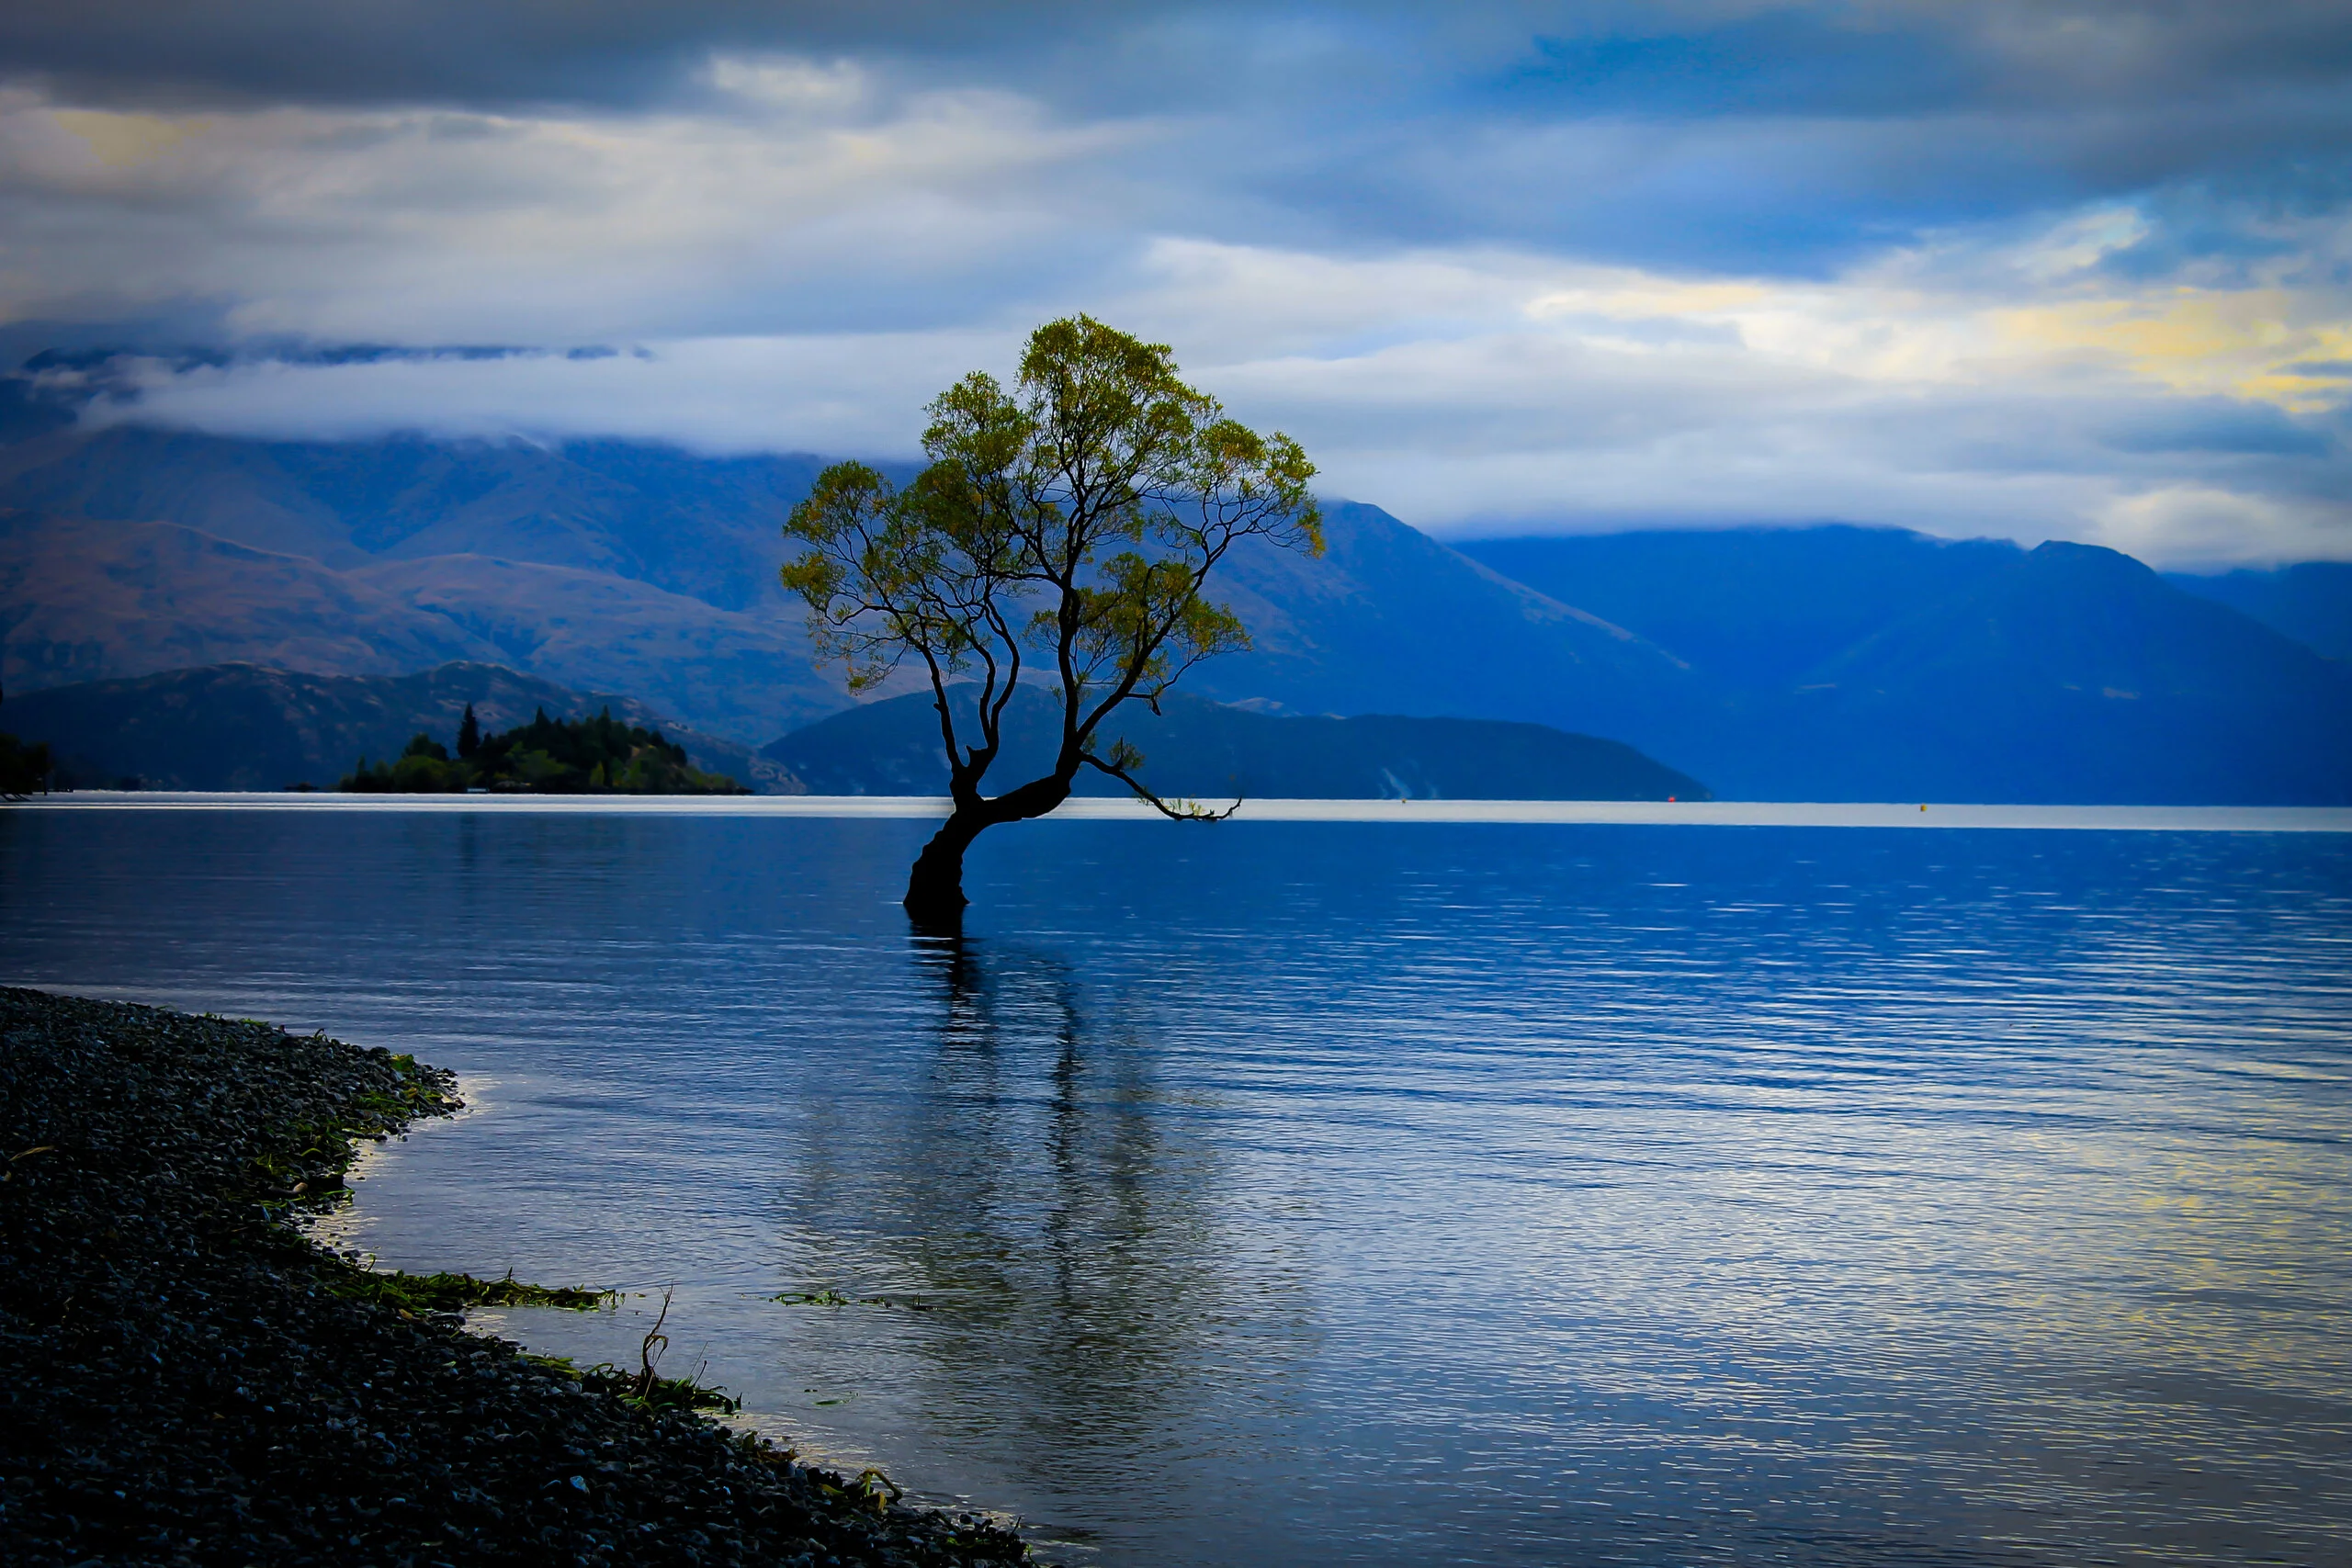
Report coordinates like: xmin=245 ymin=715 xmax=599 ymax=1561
xmin=902 ymin=773 xmax=1074 ymax=919
xmin=903 ymin=809 xmax=986 ymax=919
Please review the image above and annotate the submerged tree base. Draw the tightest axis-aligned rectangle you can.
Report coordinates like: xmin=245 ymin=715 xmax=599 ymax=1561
xmin=904 ymin=881 xmax=971 ymax=920
xmin=0 ymin=988 xmax=1028 ymax=1566
xmin=903 ymin=810 xmax=985 ymax=919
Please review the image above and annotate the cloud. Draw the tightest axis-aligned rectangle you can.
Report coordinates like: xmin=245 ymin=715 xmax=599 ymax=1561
xmin=1191 ymin=302 xmax=2348 ymax=563
xmin=8 ymin=2 xmax=2347 ymax=116
xmin=0 ymin=81 xmax=1153 ymax=341
xmin=63 ymin=222 xmax=2351 ymax=567
xmin=0 ymin=1 xmax=1131 ymax=110
xmin=0 ymin=3 xmax=2347 ymax=565
xmin=2093 ymin=484 xmax=2352 ymax=568
xmin=78 ymin=334 xmax=1014 ymax=457
xmin=8 ymin=8 xmax=2350 ymax=267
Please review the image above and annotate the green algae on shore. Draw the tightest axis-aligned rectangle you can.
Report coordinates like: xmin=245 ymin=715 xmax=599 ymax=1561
xmin=330 ymin=1268 xmax=619 ymax=1314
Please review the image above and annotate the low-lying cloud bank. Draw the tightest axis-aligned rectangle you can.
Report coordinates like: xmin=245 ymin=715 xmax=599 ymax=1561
xmin=62 ymin=222 xmax=2351 ymax=567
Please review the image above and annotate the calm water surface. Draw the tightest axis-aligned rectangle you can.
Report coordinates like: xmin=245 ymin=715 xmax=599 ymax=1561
xmin=5 ymin=809 xmax=2349 ymax=1566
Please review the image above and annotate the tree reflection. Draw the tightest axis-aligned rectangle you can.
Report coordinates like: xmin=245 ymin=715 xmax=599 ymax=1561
xmin=780 ymin=920 xmax=1310 ymax=1491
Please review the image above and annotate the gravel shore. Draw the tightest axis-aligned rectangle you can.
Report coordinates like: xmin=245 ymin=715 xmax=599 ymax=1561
xmin=0 ymin=987 xmax=1029 ymax=1567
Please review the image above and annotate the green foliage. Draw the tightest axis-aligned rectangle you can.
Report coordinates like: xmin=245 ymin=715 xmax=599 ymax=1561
xmin=247 ymin=1049 xmax=463 ymax=1210
xmin=580 ymin=1362 xmax=742 ymax=1415
xmin=338 ymin=706 xmax=746 ymax=795
xmin=456 ymin=702 xmax=481 ymax=759
xmin=773 ymin=1289 xmax=939 ymax=1311
xmin=781 ymin=314 xmax=1321 ymax=827
xmin=514 ymin=1353 xmax=741 ymax=1412
xmin=328 ymin=1269 xmax=617 ymax=1313
xmin=524 ymin=1291 xmax=743 ymax=1413
xmin=340 ymin=752 xmax=468 ymax=794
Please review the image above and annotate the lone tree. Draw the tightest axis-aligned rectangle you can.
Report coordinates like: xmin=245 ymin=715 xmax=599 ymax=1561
xmin=782 ymin=315 xmax=1322 ymax=919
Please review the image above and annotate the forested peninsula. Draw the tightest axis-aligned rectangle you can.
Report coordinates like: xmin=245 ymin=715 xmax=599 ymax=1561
xmin=343 ymin=705 xmax=747 ymax=795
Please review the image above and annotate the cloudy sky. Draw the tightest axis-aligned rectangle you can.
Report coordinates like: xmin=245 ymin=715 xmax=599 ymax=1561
xmin=2 ymin=1 xmax=2347 ymax=564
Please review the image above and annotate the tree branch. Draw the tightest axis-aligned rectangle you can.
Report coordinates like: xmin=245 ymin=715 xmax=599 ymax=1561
xmin=1077 ymin=750 xmax=1240 ymax=821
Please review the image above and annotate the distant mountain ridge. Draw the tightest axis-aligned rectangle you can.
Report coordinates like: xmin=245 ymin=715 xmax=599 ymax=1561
xmin=0 ymin=421 xmax=832 ymax=606
xmin=1784 ymin=541 xmax=2352 ymax=803
xmin=2 ymin=662 xmax=798 ymax=793
xmin=6 ymin=663 xmax=1704 ymax=802
xmin=1 ymin=512 xmax=496 ymax=692
xmin=1181 ymin=502 xmax=1694 ymax=748
xmin=1457 ymin=529 xmax=2352 ymax=803
xmin=2166 ymin=561 xmax=2352 ymax=662
xmin=763 ymin=686 xmax=1708 ymax=802
xmin=1458 ymin=526 xmax=2025 ymax=693
xmin=0 ymin=420 xmax=1701 ymax=752
xmin=0 ymin=509 xmax=846 ymax=741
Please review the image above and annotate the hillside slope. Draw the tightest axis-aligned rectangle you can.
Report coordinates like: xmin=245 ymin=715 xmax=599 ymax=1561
xmin=0 ymin=513 xmax=850 ymax=740
xmin=348 ymin=554 xmax=833 ymax=739
xmin=3 ymin=662 xmax=799 ymax=793
xmin=1190 ymin=500 xmax=1699 ymax=747
xmin=0 ymin=424 xmax=831 ymax=609
xmin=1782 ymin=543 xmax=2352 ymax=803
xmin=763 ymin=686 xmax=1707 ymax=802
xmin=2167 ymin=561 xmax=2352 ymax=662
xmin=0 ymin=513 xmax=495 ymax=691
xmin=1456 ymin=526 xmax=2352 ymax=802
xmin=1456 ymin=527 xmax=2024 ymax=692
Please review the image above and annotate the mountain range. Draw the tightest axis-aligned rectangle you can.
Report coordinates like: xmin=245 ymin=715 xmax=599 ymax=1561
xmin=2 ymin=388 xmax=2346 ymax=805
xmin=0 ymin=419 xmax=1692 ymax=751
xmin=1457 ymin=530 xmax=2352 ymax=802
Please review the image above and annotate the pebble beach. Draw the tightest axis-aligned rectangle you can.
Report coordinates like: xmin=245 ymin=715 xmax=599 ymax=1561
xmin=0 ymin=987 xmax=1030 ymax=1568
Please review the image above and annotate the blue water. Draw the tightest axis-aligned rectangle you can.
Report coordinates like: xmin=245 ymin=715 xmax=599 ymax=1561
xmin=5 ymin=808 xmax=2350 ymax=1566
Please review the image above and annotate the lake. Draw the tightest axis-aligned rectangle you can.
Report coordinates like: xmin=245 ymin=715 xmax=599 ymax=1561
xmin=5 ymin=802 xmax=2349 ymax=1566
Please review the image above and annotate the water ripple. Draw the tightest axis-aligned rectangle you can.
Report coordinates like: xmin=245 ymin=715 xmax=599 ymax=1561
xmin=2 ymin=812 xmax=2346 ymax=1566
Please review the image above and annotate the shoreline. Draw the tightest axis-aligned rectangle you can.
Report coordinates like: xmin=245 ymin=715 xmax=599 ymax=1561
xmin=12 ymin=791 xmax=2352 ymax=831
xmin=0 ymin=987 xmax=1028 ymax=1566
